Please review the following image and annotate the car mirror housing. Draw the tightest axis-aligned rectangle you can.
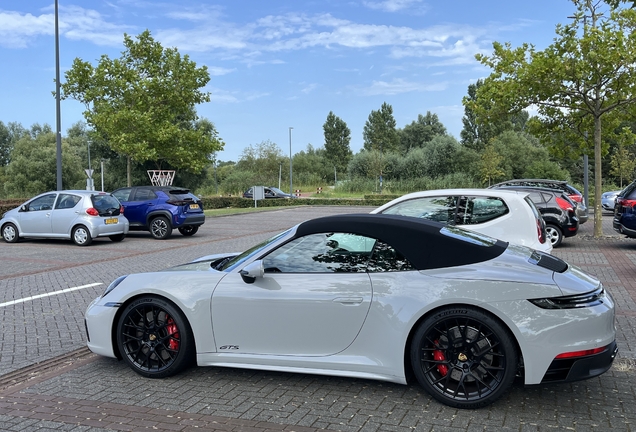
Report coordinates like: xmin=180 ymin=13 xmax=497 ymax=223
xmin=240 ymin=260 xmax=264 ymax=284
xmin=20 ymin=205 xmax=27 ymax=212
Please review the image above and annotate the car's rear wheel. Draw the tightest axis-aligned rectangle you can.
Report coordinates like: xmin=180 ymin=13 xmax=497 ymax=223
xmin=410 ymin=306 xmax=518 ymax=409
xmin=72 ymin=225 xmax=93 ymax=246
xmin=2 ymin=223 xmax=19 ymax=243
xmin=116 ymin=296 xmax=194 ymax=378
xmin=178 ymin=226 xmax=199 ymax=236
xmin=546 ymin=224 xmax=563 ymax=247
xmin=150 ymin=216 xmax=172 ymax=240
xmin=109 ymin=234 xmax=125 ymax=242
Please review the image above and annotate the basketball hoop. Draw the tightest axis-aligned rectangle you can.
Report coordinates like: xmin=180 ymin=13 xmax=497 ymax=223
xmin=147 ymin=170 xmax=176 ymax=186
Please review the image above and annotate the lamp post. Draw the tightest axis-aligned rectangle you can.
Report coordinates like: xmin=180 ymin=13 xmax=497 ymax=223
xmin=54 ymin=0 xmax=62 ymax=190
xmin=289 ymin=127 xmax=293 ymax=196
xmin=279 ymin=161 xmax=282 ymax=189
xmin=100 ymin=159 xmax=105 ymax=192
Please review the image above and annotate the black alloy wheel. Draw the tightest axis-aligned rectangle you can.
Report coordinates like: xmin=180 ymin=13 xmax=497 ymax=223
xmin=150 ymin=216 xmax=172 ymax=239
xmin=178 ymin=226 xmax=199 ymax=236
xmin=411 ymin=306 xmax=518 ymax=409
xmin=116 ymin=296 xmax=194 ymax=378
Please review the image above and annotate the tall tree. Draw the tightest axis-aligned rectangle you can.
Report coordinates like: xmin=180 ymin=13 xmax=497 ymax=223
xmin=609 ymin=127 xmax=636 ymax=187
xmin=0 ymin=121 xmax=27 ymax=166
xmin=323 ymin=111 xmax=352 ymax=175
xmin=471 ymin=0 xmax=636 ymax=237
xmin=399 ymin=111 xmax=447 ymax=153
xmin=363 ymin=102 xmax=399 ymax=153
xmin=60 ymin=30 xmax=223 ymax=186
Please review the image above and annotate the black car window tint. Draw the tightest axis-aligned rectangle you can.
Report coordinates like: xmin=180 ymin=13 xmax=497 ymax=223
xmin=55 ymin=194 xmax=80 ymax=210
xmin=541 ymin=192 xmax=554 ymax=203
xmin=29 ymin=194 xmax=56 ymax=211
xmin=528 ymin=192 xmax=543 ymax=203
xmin=467 ymin=197 xmax=509 ymax=224
xmin=263 ymin=232 xmax=374 ymax=273
xmin=133 ymin=188 xmax=157 ymax=201
xmin=368 ymin=241 xmax=414 ymax=272
xmin=112 ymin=188 xmax=132 ymax=202
xmin=92 ymin=195 xmax=121 ymax=216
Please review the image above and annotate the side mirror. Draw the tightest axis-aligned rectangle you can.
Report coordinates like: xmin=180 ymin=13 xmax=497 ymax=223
xmin=239 ymin=260 xmax=264 ymax=284
xmin=20 ymin=205 xmax=27 ymax=212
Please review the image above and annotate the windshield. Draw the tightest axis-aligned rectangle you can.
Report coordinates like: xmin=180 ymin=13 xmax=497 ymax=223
xmin=270 ymin=187 xmax=286 ymax=194
xmin=217 ymin=228 xmax=293 ymax=271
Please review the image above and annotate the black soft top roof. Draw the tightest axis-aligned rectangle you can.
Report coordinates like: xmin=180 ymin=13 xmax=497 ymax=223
xmin=295 ymin=214 xmax=508 ymax=270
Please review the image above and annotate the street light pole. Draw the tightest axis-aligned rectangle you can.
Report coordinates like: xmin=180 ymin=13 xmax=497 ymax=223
xmin=54 ymin=0 xmax=63 ymax=190
xmin=289 ymin=127 xmax=293 ymax=196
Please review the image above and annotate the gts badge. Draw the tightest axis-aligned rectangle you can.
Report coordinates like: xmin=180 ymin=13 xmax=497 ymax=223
xmin=219 ymin=345 xmax=239 ymax=350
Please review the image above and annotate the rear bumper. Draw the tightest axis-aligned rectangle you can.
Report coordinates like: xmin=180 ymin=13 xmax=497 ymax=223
xmin=177 ymin=213 xmax=205 ymax=227
xmin=613 ymin=220 xmax=636 ymax=237
xmin=540 ymin=341 xmax=618 ymax=383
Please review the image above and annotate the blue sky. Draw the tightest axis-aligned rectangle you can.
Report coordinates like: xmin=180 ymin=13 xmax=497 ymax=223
xmin=0 ymin=0 xmax=576 ymax=162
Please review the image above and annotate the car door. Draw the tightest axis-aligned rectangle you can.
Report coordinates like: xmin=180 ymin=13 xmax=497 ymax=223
xmin=50 ymin=193 xmax=82 ymax=236
xmin=121 ymin=188 xmax=157 ymax=226
xmin=211 ymin=232 xmax=374 ymax=356
xmin=18 ymin=193 xmax=58 ymax=235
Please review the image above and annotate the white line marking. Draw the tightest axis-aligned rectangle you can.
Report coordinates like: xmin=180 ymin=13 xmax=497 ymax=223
xmin=0 ymin=283 xmax=103 ymax=308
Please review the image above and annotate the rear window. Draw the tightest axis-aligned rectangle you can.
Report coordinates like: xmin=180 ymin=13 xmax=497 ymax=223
xmin=91 ymin=194 xmax=122 ymax=216
xmin=620 ymin=181 xmax=636 ymax=199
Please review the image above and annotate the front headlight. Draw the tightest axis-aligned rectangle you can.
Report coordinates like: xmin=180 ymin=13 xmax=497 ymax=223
xmin=529 ymin=286 xmax=605 ymax=309
xmin=102 ymin=275 xmax=128 ymax=298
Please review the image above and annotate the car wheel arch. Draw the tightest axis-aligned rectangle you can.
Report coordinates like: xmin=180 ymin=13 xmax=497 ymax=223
xmin=145 ymin=210 xmax=174 ymax=228
xmin=402 ymin=302 xmax=524 ymax=384
xmin=110 ymin=293 xmax=197 ymax=362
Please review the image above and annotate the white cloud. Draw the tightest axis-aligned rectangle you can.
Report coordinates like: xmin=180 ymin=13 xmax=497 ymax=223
xmin=362 ymin=0 xmax=424 ymax=13
xmin=359 ymin=78 xmax=447 ymax=96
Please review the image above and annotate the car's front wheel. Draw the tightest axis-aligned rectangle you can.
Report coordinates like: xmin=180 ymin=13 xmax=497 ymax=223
xmin=72 ymin=225 xmax=93 ymax=246
xmin=2 ymin=223 xmax=19 ymax=243
xmin=546 ymin=224 xmax=563 ymax=247
xmin=410 ymin=306 xmax=518 ymax=409
xmin=150 ymin=216 xmax=172 ymax=240
xmin=116 ymin=296 xmax=194 ymax=378
xmin=178 ymin=226 xmax=199 ymax=236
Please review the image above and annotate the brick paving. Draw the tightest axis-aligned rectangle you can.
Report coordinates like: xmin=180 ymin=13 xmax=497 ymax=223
xmin=0 ymin=207 xmax=635 ymax=431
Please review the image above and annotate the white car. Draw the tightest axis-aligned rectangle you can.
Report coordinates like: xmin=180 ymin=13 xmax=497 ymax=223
xmin=85 ymin=214 xmax=616 ymax=409
xmin=1 ymin=190 xmax=129 ymax=246
xmin=372 ymin=188 xmax=552 ymax=253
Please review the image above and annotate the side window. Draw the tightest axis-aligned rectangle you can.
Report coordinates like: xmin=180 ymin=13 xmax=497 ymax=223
xmin=55 ymin=194 xmax=81 ymax=210
xmin=28 ymin=194 xmax=56 ymax=211
xmin=541 ymin=192 xmax=554 ymax=204
xmin=368 ymin=241 xmax=414 ymax=272
xmin=112 ymin=188 xmax=132 ymax=202
xmin=381 ymin=196 xmax=457 ymax=224
xmin=527 ymin=192 xmax=543 ymax=204
xmin=463 ymin=196 xmax=509 ymax=224
xmin=263 ymin=232 xmax=375 ymax=273
xmin=132 ymin=188 xmax=157 ymax=201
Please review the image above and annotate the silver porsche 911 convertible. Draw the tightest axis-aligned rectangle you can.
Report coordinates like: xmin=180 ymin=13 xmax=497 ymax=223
xmin=85 ymin=214 xmax=617 ymax=409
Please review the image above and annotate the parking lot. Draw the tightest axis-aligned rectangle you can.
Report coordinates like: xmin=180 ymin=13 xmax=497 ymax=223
xmin=0 ymin=206 xmax=635 ymax=432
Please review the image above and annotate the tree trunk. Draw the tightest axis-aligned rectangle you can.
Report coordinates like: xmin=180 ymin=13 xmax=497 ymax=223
xmin=593 ymin=114 xmax=603 ymax=238
xmin=127 ymin=156 xmax=131 ymax=187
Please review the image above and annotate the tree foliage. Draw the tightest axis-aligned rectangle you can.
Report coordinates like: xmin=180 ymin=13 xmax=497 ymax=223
xmin=363 ymin=102 xmax=399 ymax=154
xmin=398 ymin=112 xmax=447 ymax=154
xmin=479 ymin=144 xmax=505 ymax=186
xmin=323 ymin=111 xmax=352 ymax=174
xmin=60 ymin=30 xmax=223 ymax=182
xmin=471 ymin=0 xmax=636 ymax=236
xmin=609 ymin=127 xmax=636 ymax=186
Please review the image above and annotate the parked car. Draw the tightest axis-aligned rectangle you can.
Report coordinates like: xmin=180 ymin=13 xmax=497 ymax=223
xmin=0 ymin=190 xmax=128 ymax=246
xmin=85 ymin=213 xmax=616 ymax=409
xmin=488 ymin=179 xmax=588 ymax=224
xmin=602 ymin=190 xmax=622 ymax=212
xmin=243 ymin=186 xmax=297 ymax=199
xmin=371 ymin=188 xmax=552 ymax=253
xmin=111 ymin=186 xmax=204 ymax=240
xmin=491 ymin=186 xmax=579 ymax=247
xmin=614 ymin=180 xmax=636 ymax=237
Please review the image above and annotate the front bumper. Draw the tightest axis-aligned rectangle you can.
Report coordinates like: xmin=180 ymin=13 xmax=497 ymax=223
xmin=540 ymin=341 xmax=618 ymax=383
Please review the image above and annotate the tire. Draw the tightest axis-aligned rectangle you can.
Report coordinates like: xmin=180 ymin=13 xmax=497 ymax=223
xmin=410 ymin=306 xmax=518 ymax=409
xmin=2 ymin=223 xmax=19 ymax=243
xmin=546 ymin=224 xmax=563 ymax=248
xmin=116 ymin=296 xmax=194 ymax=378
xmin=72 ymin=225 xmax=93 ymax=246
xmin=150 ymin=216 xmax=172 ymax=240
xmin=178 ymin=226 xmax=199 ymax=236
xmin=109 ymin=234 xmax=126 ymax=242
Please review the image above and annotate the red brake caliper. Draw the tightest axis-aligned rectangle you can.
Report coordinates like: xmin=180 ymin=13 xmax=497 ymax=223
xmin=166 ymin=317 xmax=180 ymax=350
xmin=433 ymin=340 xmax=448 ymax=376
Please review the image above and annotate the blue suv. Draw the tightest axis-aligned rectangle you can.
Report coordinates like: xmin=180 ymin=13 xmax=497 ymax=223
xmin=112 ymin=186 xmax=205 ymax=239
xmin=614 ymin=180 xmax=636 ymax=238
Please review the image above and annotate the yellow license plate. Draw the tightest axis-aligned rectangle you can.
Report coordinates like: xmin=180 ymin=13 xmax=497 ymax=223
xmin=104 ymin=218 xmax=118 ymax=225
xmin=189 ymin=204 xmax=200 ymax=210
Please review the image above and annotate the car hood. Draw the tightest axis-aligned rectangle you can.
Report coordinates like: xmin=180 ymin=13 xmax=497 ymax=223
xmin=423 ymin=243 xmax=600 ymax=296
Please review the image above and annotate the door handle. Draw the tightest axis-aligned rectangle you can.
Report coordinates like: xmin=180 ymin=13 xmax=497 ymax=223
xmin=333 ymin=297 xmax=363 ymax=305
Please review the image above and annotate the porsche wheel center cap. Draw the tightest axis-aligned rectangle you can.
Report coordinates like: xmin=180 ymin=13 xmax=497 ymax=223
xmin=458 ymin=353 xmax=468 ymax=362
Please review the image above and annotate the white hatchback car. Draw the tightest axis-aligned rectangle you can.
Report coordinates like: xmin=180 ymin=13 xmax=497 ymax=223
xmin=372 ymin=188 xmax=552 ymax=253
xmin=1 ymin=190 xmax=129 ymax=246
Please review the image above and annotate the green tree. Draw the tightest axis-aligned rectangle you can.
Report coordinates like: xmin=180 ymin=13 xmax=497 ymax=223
xmin=323 ymin=111 xmax=352 ymax=175
xmin=236 ymin=140 xmax=286 ymax=184
xmin=398 ymin=112 xmax=447 ymax=154
xmin=610 ymin=127 xmax=636 ymax=186
xmin=480 ymin=144 xmax=505 ymax=186
xmin=60 ymin=30 xmax=223 ymax=186
xmin=363 ymin=102 xmax=399 ymax=153
xmin=0 ymin=121 xmax=27 ymax=166
xmin=473 ymin=0 xmax=636 ymax=236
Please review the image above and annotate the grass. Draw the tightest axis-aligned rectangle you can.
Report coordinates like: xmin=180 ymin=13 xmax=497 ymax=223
xmin=204 ymin=206 xmax=293 ymax=217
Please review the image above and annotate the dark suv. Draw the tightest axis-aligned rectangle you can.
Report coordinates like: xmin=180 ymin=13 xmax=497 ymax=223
xmin=112 ymin=186 xmax=204 ymax=239
xmin=489 ymin=179 xmax=588 ymax=224
xmin=491 ymin=186 xmax=579 ymax=247
xmin=614 ymin=180 xmax=636 ymax=237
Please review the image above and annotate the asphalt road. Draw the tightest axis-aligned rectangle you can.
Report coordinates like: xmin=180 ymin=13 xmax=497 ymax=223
xmin=0 ymin=206 xmax=635 ymax=432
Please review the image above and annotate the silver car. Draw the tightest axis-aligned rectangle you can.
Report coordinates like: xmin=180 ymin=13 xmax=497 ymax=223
xmin=602 ymin=190 xmax=622 ymax=212
xmin=1 ymin=190 xmax=129 ymax=246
